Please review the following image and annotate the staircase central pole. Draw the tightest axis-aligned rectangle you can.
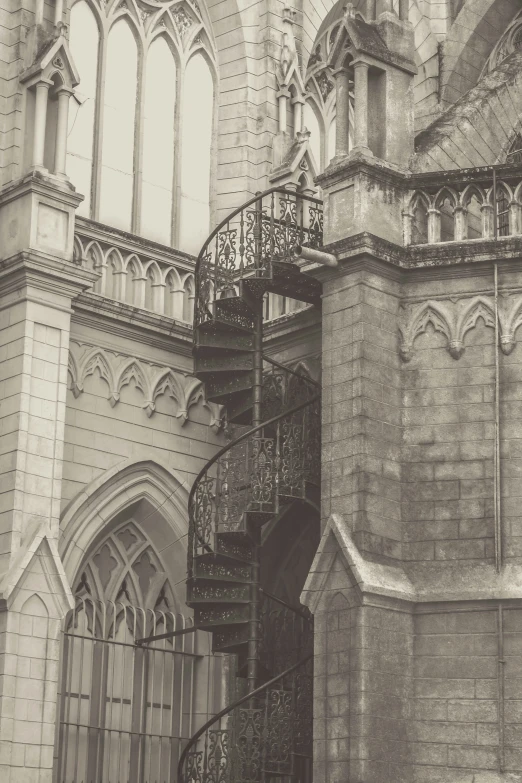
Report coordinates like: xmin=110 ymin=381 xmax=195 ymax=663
xmin=247 ymin=196 xmax=264 ymax=695
xmin=247 ymin=302 xmax=263 ymax=694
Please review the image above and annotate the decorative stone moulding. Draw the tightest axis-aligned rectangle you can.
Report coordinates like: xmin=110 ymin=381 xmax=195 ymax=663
xmin=68 ymin=342 xmax=224 ymax=429
xmin=73 ymin=231 xmax=195 ymax=321
xmin=399 ymin=295 xmax=522 ymax=361
xmin=404 ymin=178 xmax=522 ymax=246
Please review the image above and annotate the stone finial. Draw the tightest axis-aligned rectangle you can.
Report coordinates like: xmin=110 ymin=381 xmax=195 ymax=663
xmin=280 ymin=6 xmax=298 ymax=81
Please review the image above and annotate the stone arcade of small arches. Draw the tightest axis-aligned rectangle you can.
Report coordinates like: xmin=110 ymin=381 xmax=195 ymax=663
xmin=405 ymin=176 xmax=522 ymax=245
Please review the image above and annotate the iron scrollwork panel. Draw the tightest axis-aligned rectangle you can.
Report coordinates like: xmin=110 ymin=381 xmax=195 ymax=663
xmin=277 ymin=418 xmax=306 ymax=499
xmin=263 ymin=689 xmax=294 ymax=775
xmin=206 ymin=729 xmax=231 ymax=783
xmin=215 ymin=227 xmax=238 ymax=298
xmin=193 ymin=474 xmax=216 ymax=557
xmin=217 ymin=440 xmax=249 ymax=533
xmin=248 ymin=435 xmax=276 ymax=513
xmin=234 ymin=707 xmax=263 ymax=783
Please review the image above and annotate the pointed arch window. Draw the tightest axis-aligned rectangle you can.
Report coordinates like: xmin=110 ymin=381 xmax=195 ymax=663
xmin=66 ymin=0 xmax=99 ymax=217
xmin=67 ymin=0 xmax=216 ymax=252
xmin=179 ymin=53 xmax=214 ymax=254
xmin=55 ymin=518 xmax=220 ymax=783
xmin=141 ymin=37 xmax=177 ymax=244
xmin=303 ymin=15 xmax=355 ymax=172
xmin=99 ymin=19 xmax=138 ymax=230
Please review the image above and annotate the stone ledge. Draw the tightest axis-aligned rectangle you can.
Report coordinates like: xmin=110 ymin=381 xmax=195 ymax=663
xmin=302 ymin=514 xmax=522 ymax=611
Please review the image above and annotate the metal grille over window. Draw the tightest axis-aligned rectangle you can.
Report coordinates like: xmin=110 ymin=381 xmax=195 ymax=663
xmin=53 ymin=520 xmax=219 ymax=783
xmin=54 ymin=600 xmax=200 ymax=783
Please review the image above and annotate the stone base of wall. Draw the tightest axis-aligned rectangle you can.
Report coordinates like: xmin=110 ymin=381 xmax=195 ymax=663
xmin=302 ymin=515 xmax=522 ymax=783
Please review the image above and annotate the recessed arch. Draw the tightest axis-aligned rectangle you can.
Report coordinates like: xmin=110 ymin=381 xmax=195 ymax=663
xmin=59 ymin=457 xmax=190 ymax=592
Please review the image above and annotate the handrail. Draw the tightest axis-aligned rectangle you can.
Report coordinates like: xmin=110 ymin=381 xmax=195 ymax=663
xmin=261 ymin=588 xmax=312 ymax=621
xmin=176 ymin=652 xmax=313 ymax=783
xmin=262 ymin=354 xmax=321 ymax=389
xmin=188 ymin=391 xmax=320 ymax=523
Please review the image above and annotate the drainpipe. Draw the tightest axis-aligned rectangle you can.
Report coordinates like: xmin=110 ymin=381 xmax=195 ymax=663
xmin=493 ymin=167 xmax=502 ymax=573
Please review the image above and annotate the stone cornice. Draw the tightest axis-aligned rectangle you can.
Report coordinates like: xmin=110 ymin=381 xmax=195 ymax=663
xmin=406 ymin=236 xmax=522 ymax=269
xmin=316 ymin=154 xmax=409 ymax=191
xmin=72 ymin=291 xmax=194 ymax=357
xmin=303 ymin=514 xmax=522 ymax=612
xmin=0 ymin=250 xmax=98 ymax=308
xmin=0 ymin=170 xmax=82 ymax=209
xmin=305 ymin=233 xmax=522 ymax=284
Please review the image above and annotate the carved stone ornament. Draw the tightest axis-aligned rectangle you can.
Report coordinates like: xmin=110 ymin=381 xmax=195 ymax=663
xmin=52 ymin=56 xmax=65 ymax=69
xmin=279 ymin=7 xmax=298 ymax=83
xmin=68 ymin=342 xmax=225 ymax=430
xmin=399 ymin=294 xmax=522 ymax=361
xmin=316 ymin=70 xmax=333 ymax=101
xmin=172 ymin=5 xmax=192 ymax=36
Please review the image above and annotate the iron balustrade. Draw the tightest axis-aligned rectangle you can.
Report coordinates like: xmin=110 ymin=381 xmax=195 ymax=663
xmin=194 ymin=187 xmax=323 ymax=328
xmin=188 ymin=363 xmax=321 ymax=576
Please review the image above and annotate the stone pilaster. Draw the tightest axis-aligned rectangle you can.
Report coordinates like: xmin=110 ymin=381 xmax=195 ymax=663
xmin=302 ymin=515 xmax=415 ymax=783
xmin=0 ymin=172 xmax=96 ymax=782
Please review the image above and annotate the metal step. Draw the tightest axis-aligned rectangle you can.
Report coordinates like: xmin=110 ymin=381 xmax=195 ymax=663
xmin=214 ymin=295 xmax=256 ymax=322
xmin=206 ymin=372 xmax=254 ymax=401
xmin=193 ymin=556 xmax=252 ymax=583
xmin=194 ymin=604 xmax=249 ymax=629
xmin=195 ymin=352 xmax=253 ymax=374
xmin=187 ymin=581 xmax=250 ymax=604
xmin=193 ymin=328 xmax=253 ymax=352
xmin=212 ymin=624 xmax=250 ymax=652
xmin=216 ymin=536 xmax=254 ymax=563
xmin=226 ymin=389 xmax=253 ymax=424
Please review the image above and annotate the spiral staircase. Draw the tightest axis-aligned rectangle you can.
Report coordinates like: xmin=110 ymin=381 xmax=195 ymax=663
xmin=178 ymin=187 xmax=323 ymax=783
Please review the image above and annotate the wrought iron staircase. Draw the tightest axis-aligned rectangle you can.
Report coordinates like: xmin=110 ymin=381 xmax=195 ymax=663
xmin=179 ymin=187 xmax=323 ymax=783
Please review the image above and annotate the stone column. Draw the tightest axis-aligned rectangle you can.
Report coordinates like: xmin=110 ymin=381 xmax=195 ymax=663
xmin=398 ymin=0 xmax=409 ymax=20
xmin=54 ymin=0 xmax=64 ymax=25
xmin=353 ymin=61 xmax=370 ymax=153
xmin=54 ymin=87 xmax=73 ymax=178
xmin=301 ymin=244 xmax=411 ymax=783
xmin=454 ymin=205 xmax=468 ymax=241
xmin=277 ymin=87 xmax=291 ymax=134
xmin=32 ymin=80 xmax=52 ymax=171
xmin=333 ymin=68 xmax=351 ymax=158
xmin=292 ymin=96 xmax=304 ymax=137
xmin=428 ymin=207 xmax=441 ymax=243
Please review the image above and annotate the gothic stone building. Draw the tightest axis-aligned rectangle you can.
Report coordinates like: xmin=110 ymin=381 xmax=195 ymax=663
xmin=0 ymin=0 xmax=522 ymax=782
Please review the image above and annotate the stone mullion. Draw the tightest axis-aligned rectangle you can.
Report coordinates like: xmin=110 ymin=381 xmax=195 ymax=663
xmin=92 ymin=26 xmax=108 ymax=222
xmin=132 ymin=39 xmax=147 ymax=236
xmin=172 ymin=58 xmax=185 ymax=248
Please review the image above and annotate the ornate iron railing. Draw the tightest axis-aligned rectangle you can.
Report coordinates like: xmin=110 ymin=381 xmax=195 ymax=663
xmin=177 ymin=649 xmax=313 ymax=783
xmin=187 ymin=363 xmax=320 ymax=576
xmin=194 ymin=187 xmax=323 ymax=327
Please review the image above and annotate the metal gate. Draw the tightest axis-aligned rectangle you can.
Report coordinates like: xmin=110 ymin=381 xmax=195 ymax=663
xmin=54 ymin=598 xmax=207 ymax=783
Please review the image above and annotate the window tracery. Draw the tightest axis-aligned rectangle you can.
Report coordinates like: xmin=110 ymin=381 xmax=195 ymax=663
xmin=66 ymin=0 xmax=216 ymax=252
xmin=74 ymin=518 xmax=176 ymax=609
xmin=481 ymin=10 xmax=522 ymax=76
xmin=303 ymin=16 xmax=354 ymax=172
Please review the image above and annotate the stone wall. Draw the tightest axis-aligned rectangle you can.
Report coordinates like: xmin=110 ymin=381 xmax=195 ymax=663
xmin=413 ymin=605 xmax=522 ymax=779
